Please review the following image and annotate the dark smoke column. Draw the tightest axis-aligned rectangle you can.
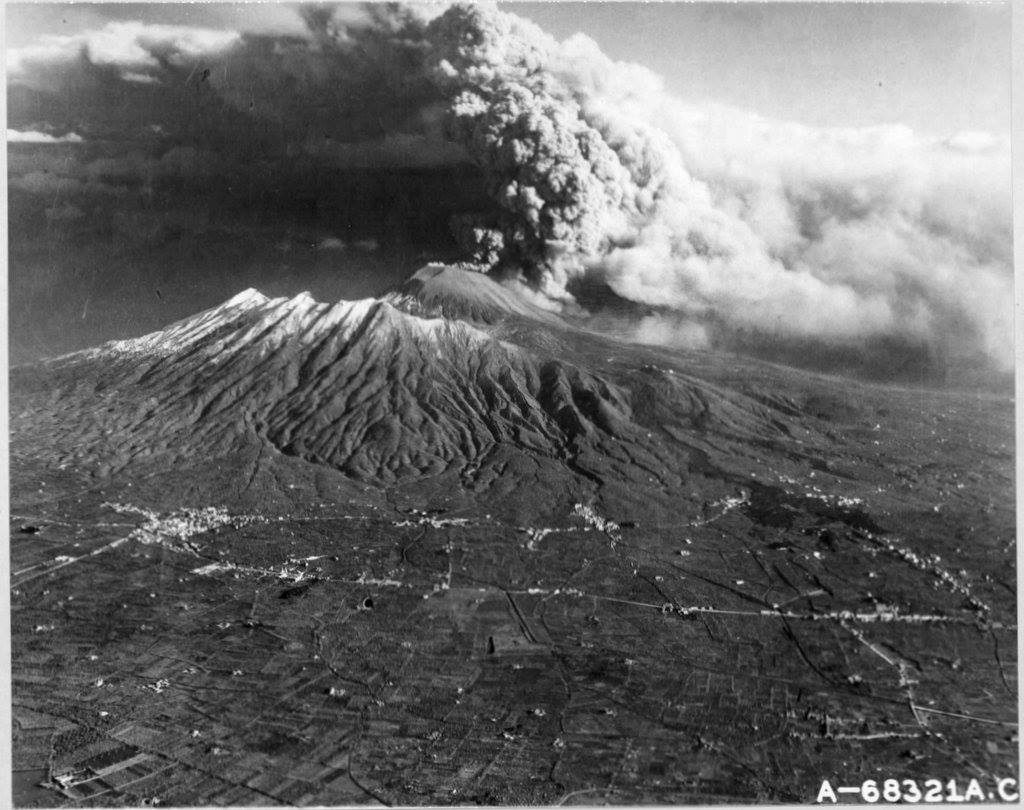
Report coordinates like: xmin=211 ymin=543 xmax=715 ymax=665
xmin=426 ymin=4 xmax=634 ymax=292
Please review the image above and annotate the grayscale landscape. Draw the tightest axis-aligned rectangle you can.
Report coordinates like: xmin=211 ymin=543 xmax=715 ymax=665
xmin=7 ymin=2 xmax=1016 ymax=806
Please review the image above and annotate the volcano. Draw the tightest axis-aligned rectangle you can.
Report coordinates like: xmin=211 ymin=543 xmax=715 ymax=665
xmin=9 ymin=264 xmax=1017 ymax=805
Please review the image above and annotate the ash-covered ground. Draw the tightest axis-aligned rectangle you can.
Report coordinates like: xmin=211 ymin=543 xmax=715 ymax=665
xmin=9 ymin=265 xmax=1017 ymax=806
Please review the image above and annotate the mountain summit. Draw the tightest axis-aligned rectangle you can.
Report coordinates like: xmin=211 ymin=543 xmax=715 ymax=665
xmin=384 ymin=263 xmax=563 ymax=324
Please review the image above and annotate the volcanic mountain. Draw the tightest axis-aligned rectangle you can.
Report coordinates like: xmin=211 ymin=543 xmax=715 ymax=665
xmin=9 ymin=264 xmax=1017 ymax=805
xmin=13 ymin=264 xmax=813 ymax=515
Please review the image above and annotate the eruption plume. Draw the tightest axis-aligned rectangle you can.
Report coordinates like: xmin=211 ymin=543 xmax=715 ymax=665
xmin=415 ymin=3 xmax=1010 ymax=373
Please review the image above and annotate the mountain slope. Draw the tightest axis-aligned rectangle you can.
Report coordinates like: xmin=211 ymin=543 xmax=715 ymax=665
xmin=9 ymin=265 xmax=1017 ymax=806
xmin=12 ymin=267 xmax=810 ymax=494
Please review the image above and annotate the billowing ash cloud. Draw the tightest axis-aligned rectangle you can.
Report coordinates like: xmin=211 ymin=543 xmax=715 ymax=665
xmin=413 ymin=4 xmax=1012 ymax=373
xmin=7 ymin=3 xmax=1012 ymax=377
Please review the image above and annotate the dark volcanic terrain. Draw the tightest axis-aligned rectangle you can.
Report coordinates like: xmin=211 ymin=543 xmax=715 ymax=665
xmin=9 ymin=264 xmax=1017 ymax=805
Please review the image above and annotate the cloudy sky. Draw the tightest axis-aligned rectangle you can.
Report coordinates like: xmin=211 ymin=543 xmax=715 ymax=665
xmin=8 ymin=2 xmax=1010 ymax=135
xmin=5 ymin=2 xmax=1013 ymax=385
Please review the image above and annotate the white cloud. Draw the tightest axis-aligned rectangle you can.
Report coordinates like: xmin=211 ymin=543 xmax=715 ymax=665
xmin=7 ymin=21 xmax=240 ymax=85
xmin=121 ymin=72 xmax=161 ymax=85
xmin=7 ymin=128 xmax=84 ymax=144
xmin=353 ymin=238 xmax=379 ymax=253
xmin=317 ymin=237 xmax=347 ymax=251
